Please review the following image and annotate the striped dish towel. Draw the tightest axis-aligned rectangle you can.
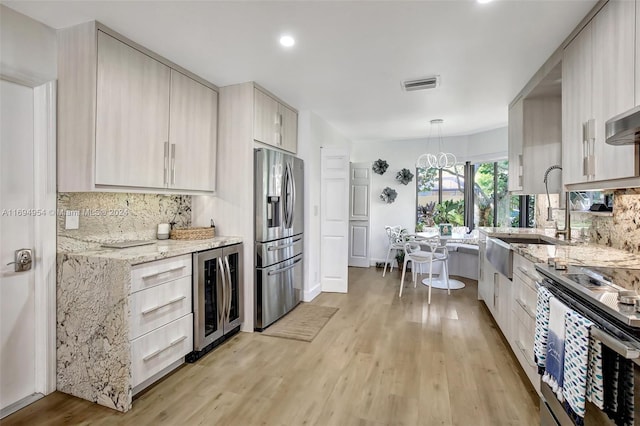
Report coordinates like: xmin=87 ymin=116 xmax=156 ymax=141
xmin=534 ymin=286 xmax=553 ymax=374
xmin=586 ymin=335 xmax=604 ymax=410
xmin=562 ymin=310 xmax=594 ymax=425
xmin=543 ymin=297 xmax=571 ymax=401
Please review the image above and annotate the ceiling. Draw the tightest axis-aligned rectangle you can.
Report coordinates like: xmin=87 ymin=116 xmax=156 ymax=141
xmin=5 ymin=0 xmax=597 ymax=142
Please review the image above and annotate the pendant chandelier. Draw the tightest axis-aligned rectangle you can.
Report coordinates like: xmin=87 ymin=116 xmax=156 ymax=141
xmin=416 ymin=119 xmax=457 ymax=169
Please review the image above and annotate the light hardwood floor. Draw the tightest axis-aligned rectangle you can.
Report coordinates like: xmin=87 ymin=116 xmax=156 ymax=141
xmin=4 ymin=268 xmax=539 ymax=426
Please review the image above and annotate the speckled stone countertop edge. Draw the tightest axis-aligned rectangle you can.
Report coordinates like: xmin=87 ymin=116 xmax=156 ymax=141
xmin=478 ymin=227 xmax=640 ymax=268
xmin=59 ymin=236 xmax=243 ymax=265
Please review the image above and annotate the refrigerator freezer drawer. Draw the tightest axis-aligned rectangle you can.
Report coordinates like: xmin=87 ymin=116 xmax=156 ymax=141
xmin=255 ymin=235 xmax=303 ymax=268
xmin=255 ymin=253 xmax=303 ymax=330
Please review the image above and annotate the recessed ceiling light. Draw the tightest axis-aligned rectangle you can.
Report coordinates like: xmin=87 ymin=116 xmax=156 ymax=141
xmin=279 ymin=35 xmax=295 ymax=47
xmin=477 ymin=0 xmax=493 ymax=3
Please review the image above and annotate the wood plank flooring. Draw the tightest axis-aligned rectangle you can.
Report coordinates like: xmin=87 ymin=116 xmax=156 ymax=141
xmin=3 ymin=267 xmax=539 ymax=425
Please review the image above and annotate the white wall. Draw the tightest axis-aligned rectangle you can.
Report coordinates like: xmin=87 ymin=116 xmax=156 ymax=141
xmin=0 ymin=5 xmax=57 ymax=83
xmin=297 ymin=111 xmax=351 ymax=301
xmin=351 ymin=127 xmax=507 ymax=263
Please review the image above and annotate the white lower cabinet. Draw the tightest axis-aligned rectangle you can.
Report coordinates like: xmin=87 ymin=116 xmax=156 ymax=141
xmin=479 ymin=244 xmax=542 ymax=395
xmin=129 ymin=275 xmax=192 ymax=339
xmin=129 ymin=254 xmax=193 ymax=392
xmin=131 ymin=314 xmax=193 ymax=387
xmin=510 ymin=253 xmax=542 ymax=394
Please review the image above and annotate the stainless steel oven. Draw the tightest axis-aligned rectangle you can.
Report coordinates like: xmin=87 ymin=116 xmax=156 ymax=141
xmin=537 ymin=264 xmax=640 ymax=425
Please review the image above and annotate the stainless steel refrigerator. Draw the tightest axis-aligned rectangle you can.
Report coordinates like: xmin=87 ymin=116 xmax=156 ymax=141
xmin=254 ymin=148 xmax=304 ymax=330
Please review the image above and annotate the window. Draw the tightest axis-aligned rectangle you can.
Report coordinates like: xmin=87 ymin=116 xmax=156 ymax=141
xmin=416 ymin=165 xmax=465 ymax=231
xmin=417 ymin=159 xmax=532 ymax=231
xmin=472 ymin=160 xmax=534 ymax=228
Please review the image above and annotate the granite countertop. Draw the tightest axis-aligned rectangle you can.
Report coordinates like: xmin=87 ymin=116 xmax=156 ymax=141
xmin=510 ymin=243 xmax=640 ymax=269
xmin=59 ymin=236 xmax=243 ymax=265
xmin=479 ymin=226 xmax=640 ymax=269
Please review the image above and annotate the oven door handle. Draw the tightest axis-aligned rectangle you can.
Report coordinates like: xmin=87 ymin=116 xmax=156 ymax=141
xmin=592 ymin=328 xmax=640 ymax=360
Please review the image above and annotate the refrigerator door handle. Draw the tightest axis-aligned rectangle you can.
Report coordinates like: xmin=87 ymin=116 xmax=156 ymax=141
xmin=218 ymin=257 xmax=227 ymax=325
xmin=284 ymin=162 xmax=294 ymax=228
xmin=282 ymin=163 xmax=289 ymax=228
xmin=290 ymin=162 xmax=296 ymax=228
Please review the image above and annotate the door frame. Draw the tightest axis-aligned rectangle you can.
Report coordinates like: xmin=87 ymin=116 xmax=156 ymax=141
xmin=1 ymin=71 xmax=57 ymax=412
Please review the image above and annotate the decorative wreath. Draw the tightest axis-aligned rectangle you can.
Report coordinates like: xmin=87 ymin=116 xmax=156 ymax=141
xmin=396 ymin=168 xmax=414 ymax=185
xmin=380 ymin=187 xmax=398 ymax=204
xmin=372 ymin=159 xmax=389 ymax=175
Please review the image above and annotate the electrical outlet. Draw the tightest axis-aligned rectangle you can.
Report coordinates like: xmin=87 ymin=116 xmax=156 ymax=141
xmin=65 ymin=210 xmax=79 ymax=230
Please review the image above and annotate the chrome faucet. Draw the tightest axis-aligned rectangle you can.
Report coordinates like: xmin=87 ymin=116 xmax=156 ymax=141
xmin=543 ymin=165 xmax=562 ymax=221
xmin=554 ymin=191 xmax=571 ymax=241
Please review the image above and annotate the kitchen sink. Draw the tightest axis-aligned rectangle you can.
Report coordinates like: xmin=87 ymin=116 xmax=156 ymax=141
xmin=495 ymin=236 xmax=555 ymax=245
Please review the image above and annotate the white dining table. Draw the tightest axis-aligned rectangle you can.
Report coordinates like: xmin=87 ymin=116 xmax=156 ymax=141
xmin=413 ymin=235 xmax=466 ymax=290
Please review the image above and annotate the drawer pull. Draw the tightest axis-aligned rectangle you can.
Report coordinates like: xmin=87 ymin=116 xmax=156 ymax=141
xmin=141 ymin=265 xmax=186 ymax=280
xmin=516 ymin=340 xmax=536 ymax=368
xmin=141 ymin=295 xmax=186 ymax=316
xmin=143 ymin=335 xmax=188 ymax=362
xmin=515 ymin=298 xmax=536 ymax=319
xmin=517 ymin=266 xmax=541 ymax=283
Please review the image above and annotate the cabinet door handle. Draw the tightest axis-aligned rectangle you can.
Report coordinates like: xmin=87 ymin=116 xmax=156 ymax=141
xmin=141 ymin=265 xmax=186 ymax=280
xmin=170 ymin=143 xmax=176 ymax=185
xmin=164 ymin=141 xmax=169 ymax=185
xmin=516 ymin=266 xmax=541 ymax=283
xmin=515 ymin=340 xmax=536 ymax=368
xmin=143 ymin=335 xmax=188 ymax=362
xmin=141 ymin=295 xmax=186 ymax=316
xmin=515 ymin=298 xmax=535 ymax=319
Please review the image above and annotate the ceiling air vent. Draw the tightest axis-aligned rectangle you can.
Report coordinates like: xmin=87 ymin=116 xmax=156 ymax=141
xmin=402 ymin=76 xmax=440 ymax=92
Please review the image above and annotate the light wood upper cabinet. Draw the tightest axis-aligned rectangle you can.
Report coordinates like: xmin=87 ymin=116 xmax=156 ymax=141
xmin=169 ymin=70 xmax=218 ymax=192
xmin=253 ymin=87 xmax=298 ymax=153
xmin=253 ymin=88 xmax=280 ymax=147
xmin=58 ymin=21 xmax=219 ymax=194
xmin=562 ymin=0 xmax=636 ymax=186
xmin=508 ymin=95 xmax=561 ymax=195
xmin=522 ymin=97 xmax=562 ymax=195
xmin=562 ymin=24 xmax=592 ymax=186
xmin=280 ymin=103 xmax=298 ymax=154
xmin=637 ymin=0 xmax=640 ymax=106
xmin=591 ymin=0 xmax=636 ymax=181
xmin=507 ymin=98 xmax=523 ymax=192
xmin=95 ymin=31 xmax=171 ymax=189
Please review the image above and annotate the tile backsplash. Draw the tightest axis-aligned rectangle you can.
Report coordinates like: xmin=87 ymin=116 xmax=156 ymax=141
xmin=535 ymin=189 xmax=640 ymax=254
xmin=586 ymin=188 xmax=640 ymax=254
xmin=57 ymin=193 xmax=191 ymax=247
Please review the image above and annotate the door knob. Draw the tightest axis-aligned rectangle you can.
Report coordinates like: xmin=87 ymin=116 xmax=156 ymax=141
xmin=6 ymin=248 xmax=33 ymax=272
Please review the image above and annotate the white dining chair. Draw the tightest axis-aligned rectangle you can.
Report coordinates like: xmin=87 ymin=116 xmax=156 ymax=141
xmin=399 ymin=237 xmax=450 ymax=304
xmin=383 ymin=225 xmax=405 ymax=277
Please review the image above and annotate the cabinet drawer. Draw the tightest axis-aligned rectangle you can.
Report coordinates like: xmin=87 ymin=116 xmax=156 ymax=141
xmin=513 ymin=254 xmax=541 ymax=289
xmin=131 ymin=254 xmax=192 ymax=293
xmin=129 ymin=276 xmax=192 ymax=340
xmin=131 ymin=314 xmax=193 ymax=387
xmin=513 ymin=275 xmax=538 ymax=316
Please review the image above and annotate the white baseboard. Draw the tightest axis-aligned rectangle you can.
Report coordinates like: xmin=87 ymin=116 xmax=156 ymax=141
xmin=303 ymin=282 xmax=322 ymax=302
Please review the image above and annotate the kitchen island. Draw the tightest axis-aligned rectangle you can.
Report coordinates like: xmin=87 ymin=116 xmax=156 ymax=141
xmin=57 ymin=236 xmax=242 ymax=412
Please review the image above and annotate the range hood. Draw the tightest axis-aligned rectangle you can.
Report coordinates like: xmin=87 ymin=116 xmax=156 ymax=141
xmin=605 ymin=105 xmax=640 ymax=145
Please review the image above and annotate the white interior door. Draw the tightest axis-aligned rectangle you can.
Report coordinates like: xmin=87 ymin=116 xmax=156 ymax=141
xmin=348 ymin=162 xmax=370 ymax=268
xmin=320 ymin=147 xmax=349 ymax=293
xmin=1 ymin=78 xmax=56 ymax=418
